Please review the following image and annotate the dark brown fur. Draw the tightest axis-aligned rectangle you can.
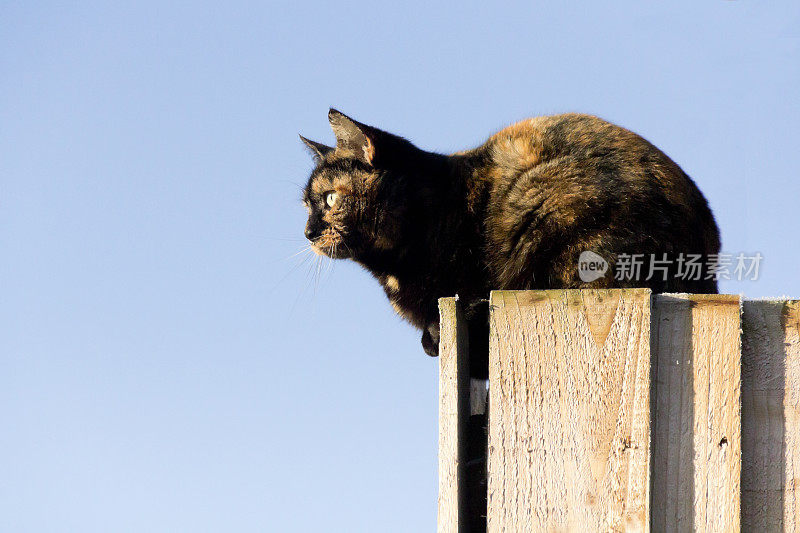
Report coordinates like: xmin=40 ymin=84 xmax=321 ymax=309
xmin=301 ymin=110 xmax=720 ymax=377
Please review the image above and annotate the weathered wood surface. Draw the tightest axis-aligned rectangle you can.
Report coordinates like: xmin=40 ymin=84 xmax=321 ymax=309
xmin=437 ymin=291 xmax=799 ymax=532
xmin=651 ymin=294 xmax=742 ymax=532
xmin=742 ymin=299 xmax=800 ymax=532
xmin=487 ymin=289 xmax=652 ymax=532
xmin=438 ymin=297 xmax=471 ymax=533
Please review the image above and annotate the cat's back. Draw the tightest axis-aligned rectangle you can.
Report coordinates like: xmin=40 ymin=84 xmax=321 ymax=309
xmin=478 ymin=113 xmax=664 ymax=175
xmin=475 ymin=112 xmax=701 ymax=218
xmin=469 ymin=113 xmax=720 ymax=292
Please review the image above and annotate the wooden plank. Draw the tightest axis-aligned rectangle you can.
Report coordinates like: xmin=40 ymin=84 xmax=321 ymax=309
xmin=651 ymin=294 xmax=742 ymax=532
xmin=438 ymin=297 xmax=470 ymax=533
xmin=742 ymin=299 xmax=800 ymax=531
xmin=487 ymin=289 xmax=652 ymax=532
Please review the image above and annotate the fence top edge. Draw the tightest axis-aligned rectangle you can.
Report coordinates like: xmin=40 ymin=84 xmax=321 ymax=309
xmin=654 ymin=293 xmax=740 ymax=305
xmin=436 ymin=292 xmax=798 ymax=311
xmin=742 ymin=296 xmax=800 ymax=303
xmin=489 ymin=288 xmax=651 ymax=298
xmin=488 ymin=288 xmax=653 ymax=309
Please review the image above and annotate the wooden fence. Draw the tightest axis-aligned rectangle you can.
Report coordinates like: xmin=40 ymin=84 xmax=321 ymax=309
xmin=438 ymin=289 xmax=800 ymax=532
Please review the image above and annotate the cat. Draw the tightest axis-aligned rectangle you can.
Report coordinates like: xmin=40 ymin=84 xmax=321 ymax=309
xmin=300 ymin=109 xmax=720 ymax=378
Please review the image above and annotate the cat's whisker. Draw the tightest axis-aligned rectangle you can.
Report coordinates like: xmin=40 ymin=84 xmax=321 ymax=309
xmin=323 ymin=244 xmax=337 ymax=278
xmin=265 ymin=247 xmax=316 ymax=298
xmin=267 ymin=243 xmax=314 ymax=267
xmin=299 ymin=254 xmax=317 ymax=296
xmin=340 ymin=239 xmax=353 ymax=258
xmin=312 ymin=252 xmax=323 ymax=294
xmin=285 ymin=252 xmax=320 ymax=312
xmin=284 ymin=245 xmax=313 ymax=261
xmin=317 ymin=253 xmax=327 ymax=291
xmin=270 ymin=237 xmax=307 ymax=243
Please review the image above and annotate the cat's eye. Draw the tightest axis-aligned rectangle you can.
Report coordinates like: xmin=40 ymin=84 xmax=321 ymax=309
xmin=325 ymin=191 xmax=339 ymax=208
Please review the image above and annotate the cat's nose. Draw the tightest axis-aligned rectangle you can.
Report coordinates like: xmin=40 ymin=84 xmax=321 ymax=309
xmin=304 ymin=225 xmax=318 ymax=241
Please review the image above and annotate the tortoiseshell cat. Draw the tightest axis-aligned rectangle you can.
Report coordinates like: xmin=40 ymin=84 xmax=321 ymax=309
xmin=301 ymin=109 xmax=720 ymax=377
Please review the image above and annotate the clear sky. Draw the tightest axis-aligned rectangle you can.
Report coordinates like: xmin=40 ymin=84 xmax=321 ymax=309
xmin=2 ymin=1 xmax=799 ymax=531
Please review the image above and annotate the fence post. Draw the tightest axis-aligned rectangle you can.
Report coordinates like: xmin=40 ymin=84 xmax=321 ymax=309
xmin=487 ymin=289 xmax=652 ymax=531
xmin=742 ymin=299 xmax=800 ymax=531
xmin=651 ymin=294 xmax=742 ymax=532
xmin=438 ymin=297 xmax=471 ymax=532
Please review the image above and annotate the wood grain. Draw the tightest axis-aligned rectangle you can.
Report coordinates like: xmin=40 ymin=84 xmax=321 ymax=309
xmin=651 ymin=294 xmax=742 ymax=532
xmin=742 ymin=299 xmax=800 ymax=532
xmin=487 ymin=289 xmax=652 ymax=532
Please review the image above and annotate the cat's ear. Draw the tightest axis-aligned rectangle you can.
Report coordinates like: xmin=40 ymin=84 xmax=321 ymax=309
xmin=299 ymin=135 xmax=333 ymax=162
xmin=328 ymin=108 xmax=376 ymax=165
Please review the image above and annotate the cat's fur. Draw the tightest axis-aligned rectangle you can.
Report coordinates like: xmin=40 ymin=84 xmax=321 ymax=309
xmin=301 ymin=109 xmax=720 ymax=377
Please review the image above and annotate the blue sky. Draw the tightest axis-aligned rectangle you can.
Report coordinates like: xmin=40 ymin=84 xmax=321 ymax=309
xmin=2 ymin=1 xmax=798 ymax=531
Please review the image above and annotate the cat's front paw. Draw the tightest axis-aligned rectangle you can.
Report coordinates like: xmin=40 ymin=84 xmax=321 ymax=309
xmin=421 ymin=322 xmax=440 ymax=357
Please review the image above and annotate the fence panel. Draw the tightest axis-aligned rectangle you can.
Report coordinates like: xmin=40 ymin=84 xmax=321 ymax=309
xmin=651 ymin=294 xmax=742 ymax=532
xmin=486 ymin=289 xmax=652 ymax=531
xmin=437 ymin=291 xmax=800 ymax=532
xmin=742 ymin=299 xmax=800 ymax=531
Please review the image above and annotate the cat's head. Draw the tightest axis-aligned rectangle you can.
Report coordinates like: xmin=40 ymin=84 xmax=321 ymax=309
xmin=300 ymin=109 xmax=425 ymax=260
